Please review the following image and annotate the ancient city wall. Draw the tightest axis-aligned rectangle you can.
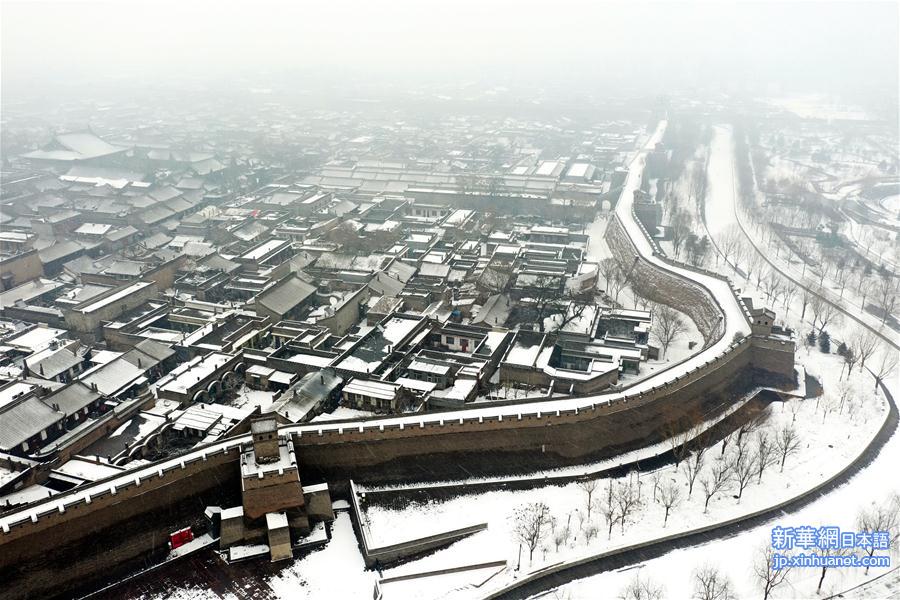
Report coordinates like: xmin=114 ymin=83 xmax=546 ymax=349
xmin=0 ymin=445 xmax=238 ymax=547
xmin=0 ymin=202 xmax=791 ymax=598
xmin=0 ymin=333 xmax=757 ymax=551
xmin=605 ymin=214 xmax=726 ymax=343
xmin=0 ymin=459 xmax=237 ymax=600
xmin=292 ymin=337 xmax=754 ymax=481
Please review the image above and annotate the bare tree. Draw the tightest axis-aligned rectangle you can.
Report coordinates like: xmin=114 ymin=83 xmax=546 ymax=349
xmin=700 ymin=456 xmax=732 ymax=512
xmin=746 ymin=251 xmax=765 ymax=285
xmin=529 ymin=274 xmax=567 ymax=332
xmin=754 ymin=431 xmax=778 ymax=484
xmin=599 ymin=258 xmax=629 ymax=303
xmin=619 ymin=573 xmax=665 ymax=600
xmin=581 ymin=522 xmax=598 ymax=545
xmin=876 ymin=274 xmax=898 ymax=324
xmin=552 ymin=290 xmax=595 ymax=333
xmin=820 ymin=395 xmax=837 ymax=423
xmin=718 ymin=225 xmax=744 ymax=269
xmin=761 ymin=270 xmax=784 ymax=305
xmin=607 ymin=265 xmax=630 ymax=304
xmin=753 ymin=545 xmax=792 ymax=600
xmin=578 ymin=479 xmax=598 ymax=521
xmin=781 ymin=282 xmax=798 ymax=312
xmin=835 ymin=261 xmax=852 ymax=298
xmin=799 ymin=287 xmax=813 ymax=320
xmin=873 ymin=346 xmax=898 ymax=391
xmin=665 ymin=418 xmax=694 ymax=469
xmin=478 ymin=263 xmax=513 ymax=296
xmin=681 ymin=451 xmax=704 ymax=497
xmin=650 ymin=470 xmax=663 ymax=503
xmin=816 ymin=545 xmax=851 ymax=593
xmin=551 ymin=515 xmax=570 ymax=552
xmin=615 ymin=478 xmax=641 ymax=534
xmin=658 ymin=479 xmax=681 ymax=526
xmin=736 ymin=412 xmax=768 ymax=451
xmin=810 ymin=293 xmax=841 ymax=335
xmin=689 ymin=420 xmax=715 ymax=461
xmin=840 ymin=344 xmax=857 ymax=380
xmin=598 ymin=257 xmax=619 ymax=291
xmin=858 ymin=273 xmax=875 ymax=310
xmin=775 ymin=424 xmax=801 ymax=472
xmin=669 ymin=209 xmax=693 ymax=259
xmin=652 ymin=303 xmax=688 ymax=359
xmin=835 ymin=378 xmax=855 ymax=414
xmin=729 ymin=448 xmax=756 ymax=502
xmin=857 ymin=497 xmax=900 ymax=575
xmin=853 ymin=331 xmax=879 ymax=372
xmin=512 ymin=502 xmax=553 ymax=564
xmin=692 ymin=564 xmax=735 ymax=600
xmin=788 ymin=399 xmax=803 ymax=425
xmin=598 ymin=480 xmax=619 ymax=539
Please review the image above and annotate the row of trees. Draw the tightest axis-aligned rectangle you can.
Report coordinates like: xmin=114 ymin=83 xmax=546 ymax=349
xmin=512 ymin=409 xmax=808 ymax=566
xmin=731 ymin=126 xmax=899 ymax=327
xmin=612 ymin=491 xmax=899 ymax=599
xmin=710 ymin=209 xmax=898 ymax=392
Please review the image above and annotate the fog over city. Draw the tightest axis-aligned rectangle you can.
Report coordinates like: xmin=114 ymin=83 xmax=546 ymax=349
xmin=3 ymin=1 xmax=898 ymax=104
xmin=1 ymin=2 xmax=899 ymax=600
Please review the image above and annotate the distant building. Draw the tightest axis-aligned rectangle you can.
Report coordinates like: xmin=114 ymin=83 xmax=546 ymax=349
xmin=21 ymin=131 xmax=130 ymax=167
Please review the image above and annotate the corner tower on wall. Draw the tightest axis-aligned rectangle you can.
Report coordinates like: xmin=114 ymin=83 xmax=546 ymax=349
xmin=240 ymin=416 xmax=308 ymax=529
xmin=743 ymin=297 xmax=796 ymax=381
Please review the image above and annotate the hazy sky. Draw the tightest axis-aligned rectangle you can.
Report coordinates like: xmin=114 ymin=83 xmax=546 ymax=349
xmin=2 ymin=0 xmax=898 ymax=99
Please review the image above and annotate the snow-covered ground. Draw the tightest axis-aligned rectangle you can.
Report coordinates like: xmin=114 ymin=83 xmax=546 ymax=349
xmin=311 ymin=406 xmax=378 ymax=422
xmin=228 ymin=386 xmax=276 ymax=412
xmin=267 ymin=513 xmax=376 ymax=598
xmin=542 ymin=364 xmax=896 ymax=600
xmin=766 ymin=95 xmax=872 ymax=122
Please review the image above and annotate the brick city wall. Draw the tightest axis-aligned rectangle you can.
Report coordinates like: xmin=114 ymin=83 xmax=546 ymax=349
xmin=605 ymin=215 xmax=727 ymax=343
xmin=293 ymin=337 xmax=754 ymax=481
xmin=0 ymin=460 xmax=237 ymax=600
xmin=0 ymin=211 xmax=794 ymax=598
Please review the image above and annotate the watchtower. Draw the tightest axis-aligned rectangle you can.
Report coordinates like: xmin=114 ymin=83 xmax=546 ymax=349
xmin=250 ymin=416 xmax=280 ymax=462
xmin=240 ymin=416 xmax=307 ymax=527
